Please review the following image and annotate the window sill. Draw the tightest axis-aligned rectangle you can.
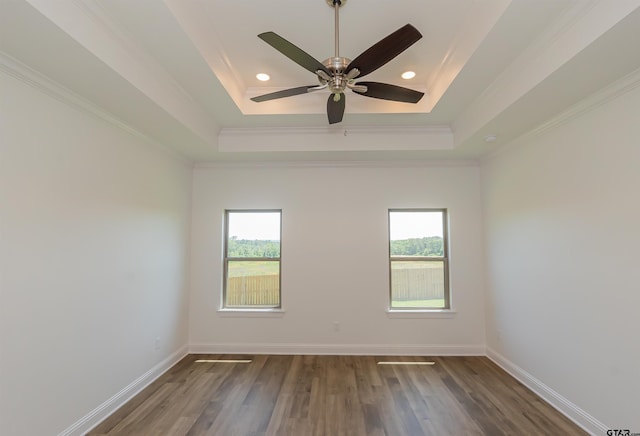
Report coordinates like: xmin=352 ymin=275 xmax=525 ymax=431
xmin=217 ymin=308 xmax=286 ymax=318
xmin=386 ymin=309 xmax=457 ymax=319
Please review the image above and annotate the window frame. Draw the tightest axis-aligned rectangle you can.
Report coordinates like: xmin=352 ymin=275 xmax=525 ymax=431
xmin=222 ymin=209 xmax=282 ymax=310
xmin=388 ymin=208 xmax=450 ymax=311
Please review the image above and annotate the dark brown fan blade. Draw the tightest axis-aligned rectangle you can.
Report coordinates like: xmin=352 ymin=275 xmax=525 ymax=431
xmin=251 ymin=85 xmax=319 ymax=102
xmin=258 ymin=32 xmax=331 ymax=75
xmin=346 ymin=24 xmax=422 ymax=78
xmin=353 ymin=82 xmax=424 ymax=103
xmin=327 ymin=93 xmax=346 ymax=124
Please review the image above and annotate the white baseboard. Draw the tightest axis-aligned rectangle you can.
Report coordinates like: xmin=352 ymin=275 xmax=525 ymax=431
xmin=486 ymin=347 xmax=607 ymax=436
xmin=189 ymin=342 xmax=485 ymax=356
xmin=57 ymin=345 xmax=189 ymax=436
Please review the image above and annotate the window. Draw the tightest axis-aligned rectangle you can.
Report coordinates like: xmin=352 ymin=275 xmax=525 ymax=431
xmin=223 ymin=210 xmax=281 ymax=309
xmin=389 ymin=209 xmax=449 ymax=310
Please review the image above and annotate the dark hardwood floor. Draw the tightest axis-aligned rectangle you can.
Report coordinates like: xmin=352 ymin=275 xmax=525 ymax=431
xmin=89 ymin=354 xmax=587 ymax=435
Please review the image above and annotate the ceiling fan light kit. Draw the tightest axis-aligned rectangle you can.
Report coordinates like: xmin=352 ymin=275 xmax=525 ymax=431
xmin=251 ymin=0 xmax=424 ymax=124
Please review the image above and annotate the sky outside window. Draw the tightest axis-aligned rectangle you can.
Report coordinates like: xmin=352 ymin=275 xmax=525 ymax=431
xmin=228 ymin=211 xmax=281 ymax=240
xmin=389 ymin=211 xmax=443 ymax=240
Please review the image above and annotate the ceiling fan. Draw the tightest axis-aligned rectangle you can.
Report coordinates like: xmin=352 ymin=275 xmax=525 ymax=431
xmin=251 ymin=0 xmax=424 ymax=124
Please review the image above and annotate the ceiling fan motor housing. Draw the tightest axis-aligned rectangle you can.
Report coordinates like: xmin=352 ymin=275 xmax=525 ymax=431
xmin=318 ymin=57 xmax=353 ymax=94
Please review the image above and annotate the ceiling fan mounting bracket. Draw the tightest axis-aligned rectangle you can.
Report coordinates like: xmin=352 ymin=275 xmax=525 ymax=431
xmin=326 ymin=0 xmax=346 ymax=8
xmin=323 ymin=57 xmax=351 ymax=73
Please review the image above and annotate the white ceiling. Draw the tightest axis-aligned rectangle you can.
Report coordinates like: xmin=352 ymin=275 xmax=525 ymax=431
xmin=2 ymin=0 xmax=640 ymax=162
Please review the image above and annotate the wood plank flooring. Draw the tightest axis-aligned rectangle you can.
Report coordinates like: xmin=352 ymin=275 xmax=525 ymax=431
xmin=89 ymin=355 xmax=587 ymax=436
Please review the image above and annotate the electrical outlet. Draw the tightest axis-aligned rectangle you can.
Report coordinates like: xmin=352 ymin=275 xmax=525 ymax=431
xmin=154 ymin=337 xmax=160 ymax=350
xmin=333 ymin=321 xmax=340 ymax=332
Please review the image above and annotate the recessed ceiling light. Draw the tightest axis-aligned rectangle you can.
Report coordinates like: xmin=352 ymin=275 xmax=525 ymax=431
xmin=484 ymin=134 xmax=498 ymax=143
xmin=401 ymin=71 xmax=416 ymax=80
xmin=256 ymin=73 xmax=270 ymax=82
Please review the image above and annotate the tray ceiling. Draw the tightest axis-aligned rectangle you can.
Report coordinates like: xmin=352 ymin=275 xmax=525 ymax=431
xmin=2 ymin=0 xmax=640 ymax=161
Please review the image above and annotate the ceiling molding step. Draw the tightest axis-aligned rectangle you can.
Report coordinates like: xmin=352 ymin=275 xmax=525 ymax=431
xmin=218 ymin=126 xmax=453 ymax=153
xmin=453 ymin=0 xmax=640 ymax=147
xmin=194 ymin=158 xmax=478 ymax=170
xmin=425 ymin=0 xmax=510 ymax=109
xmin=0 ymin=52 xmax=193 ymax=167
xmin=23 ymin=0 xmax=219 ymax=146
xmin=164 ymin=0 xmax=246 ymax=110
xmin=166 ymin=0 xmax=506 ymax=116
xmin=521 ymin=64 xmax=640 ymax=141
xmin=482 ymin=65 xmax=640 ymax=164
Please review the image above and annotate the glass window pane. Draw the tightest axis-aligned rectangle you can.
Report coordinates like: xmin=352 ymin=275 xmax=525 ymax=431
xmin=226 ymin=260 xmax=280 ymax=307
xmin=390 ymin=260 xmax=445 ymax=308
xmin=389 ymin=211 xmax=444 ymax=257
xmin=227 ymin=211 xmax=280 ymax=258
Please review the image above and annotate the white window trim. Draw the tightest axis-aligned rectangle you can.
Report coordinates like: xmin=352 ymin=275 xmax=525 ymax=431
xmin=217 ymin=308 xmax=286 ymax=318
xmin=386 ymin=309 xmax=457 ymax=319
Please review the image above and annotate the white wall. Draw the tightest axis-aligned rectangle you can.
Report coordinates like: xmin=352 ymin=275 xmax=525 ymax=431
xmin=481 ymin=84 xmax=640 ymax=431
xmin=0 ymin=72 xmax=192 ymax=435
xmin=190 ymin=163 xmax=486 ymax=354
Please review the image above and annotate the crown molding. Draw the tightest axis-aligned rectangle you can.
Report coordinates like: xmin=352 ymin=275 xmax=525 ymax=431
xmin=23 ymin=0 xmax=218 ymax=146
xmin=453 ymin=0 xmax=638 ymax=147
xmin=425 ymin=0 xmax=510 ymax=109
xmin=218 ymin=125 xmax=454 ymax=153
xmin=164 ymin=0 xmax=246 ymax=110
xmin=194 ymin=158 xmax=478 ymax=170
xmin=0 ymin=52 xmax=192 ymax=166
xmin=483 ymin=65 xmax=640 ymax=163
xmin=520 ymin=65 xmax=640 ymax=140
